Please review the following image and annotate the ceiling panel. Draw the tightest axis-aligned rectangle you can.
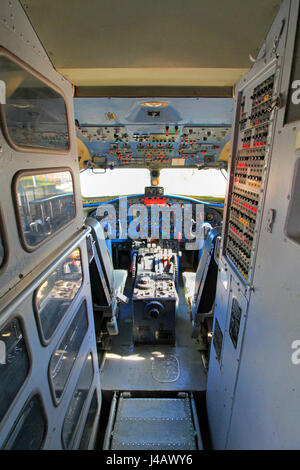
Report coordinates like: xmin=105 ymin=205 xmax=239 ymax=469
xmin=20 ymin=0 xmax=282 ymax=91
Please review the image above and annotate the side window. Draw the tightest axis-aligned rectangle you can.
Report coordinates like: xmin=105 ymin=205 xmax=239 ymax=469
xmin=0 ymin=52 xmax=69 ymax=151
xmin=0 ymin=318 xmax=30 ymax=425
xmin=3 ymin=395 xmax=47 ymax=450
xmin=79 ymin=390 xmax=99 ymax=450
xmin=49 ymin=300 xmax=89 ymax=403
xmin=62 ymin=353 xmax=94 ymax=449
xmin=14 ymin=170 xmax=75 ymax=249
xmin=35 ymin=248 xmax=83 ymax=343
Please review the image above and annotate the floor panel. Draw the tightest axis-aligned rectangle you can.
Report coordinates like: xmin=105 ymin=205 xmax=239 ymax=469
xmin=101 ymin=277 xmax=207 ymax=392
xmin=110 ymin=397 xmax=201 ymax=450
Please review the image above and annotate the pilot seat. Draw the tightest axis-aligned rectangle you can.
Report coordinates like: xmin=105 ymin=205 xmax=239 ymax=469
xmin=182 ymin=226 xmax=221 ymax=350
xmin=86 ymin=218 xmax=128 ymax=348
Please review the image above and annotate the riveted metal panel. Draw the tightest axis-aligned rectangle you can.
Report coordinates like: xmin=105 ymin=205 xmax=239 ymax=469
xmin=0 ymin=230 xmax=101 ymax=449
xmin=0 ymin=0 xmax=83 ymax=299
xmin=207 ymin=0 xmax=296 ymax=449
xmin=110 ymin=397 xmax=199 ymax=450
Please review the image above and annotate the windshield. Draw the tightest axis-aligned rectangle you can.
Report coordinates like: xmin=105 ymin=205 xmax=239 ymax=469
xmin=80 ymin=169 xmax=150 ymax=197
xmin=160 ymin=169 xmax=227 ymax=197
xmin=80 ymin=168 xmax=227 ymax=198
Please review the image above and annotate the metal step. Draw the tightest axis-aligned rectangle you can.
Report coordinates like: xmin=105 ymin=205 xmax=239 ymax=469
xmin=104 ymin=393 xmax=203 ymax=450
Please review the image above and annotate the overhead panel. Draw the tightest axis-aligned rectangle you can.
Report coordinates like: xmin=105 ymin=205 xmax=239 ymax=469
xmin=74 ymin=97 xmax=233 ymax=169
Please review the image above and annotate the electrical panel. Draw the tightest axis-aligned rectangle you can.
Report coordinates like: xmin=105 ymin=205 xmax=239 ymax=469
xmin=223 ymin=72 xmax=277 ymax=283
xmin=207 ymin=0 xmax=300 ymax=450
xmin=78 ymin=125 xmax=127 ymax=142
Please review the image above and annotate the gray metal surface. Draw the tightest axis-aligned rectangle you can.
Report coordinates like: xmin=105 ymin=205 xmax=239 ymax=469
xmin=101 ymin=279 xmax=207 ymax=392
xmin=0 ymin=231 xmax=101 ymax=450
xmin=207 ymin=0 xmax=300 ymax=450
xmin=0 ymin=0 xmax=83 ymax=301
xmin=110 ymin=397 xmax=198 ymax=450
xmin=226 ymin=1 xmax=300 ymax=449
xmin=0 ymin=1 xmax=101 ymax=449
xmin=20 ymin=0 xmax=280 ymax=93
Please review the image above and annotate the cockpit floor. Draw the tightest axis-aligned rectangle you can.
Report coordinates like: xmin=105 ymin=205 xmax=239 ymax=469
xmin=100 ymin=276 xmax=207 ymax=392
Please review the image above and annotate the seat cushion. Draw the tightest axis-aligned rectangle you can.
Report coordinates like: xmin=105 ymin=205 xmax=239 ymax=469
xmin=113 ymin=269 xmax=128 ymax=295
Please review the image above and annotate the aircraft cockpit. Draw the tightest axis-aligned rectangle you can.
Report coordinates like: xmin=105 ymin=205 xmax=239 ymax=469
xmin=1 ymin=0 xmax=300 ymax=453
xmin=74 ymin=97 xmax=231 ymax=362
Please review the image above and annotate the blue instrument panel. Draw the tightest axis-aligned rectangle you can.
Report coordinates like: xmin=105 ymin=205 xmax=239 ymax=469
xmin=86 ymin=194 xmax=223 ymax=247
xmin=74 ymin=97 xmax=233 ymax=169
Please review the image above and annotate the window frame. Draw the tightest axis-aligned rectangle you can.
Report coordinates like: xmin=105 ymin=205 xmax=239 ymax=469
xmin=12 ymin=167 xmax=77 ymax=252
xmin=61 ymin=351 xmax=94 ymax=449
xmin=2 ymin=392 xmax=48 ymax=450
xmin=0 ymin=315 xmax=32 ymax=429
xmin=0 ymin=46 xmax=71 ymax=155
xmin=33 ymin=247 xmax=84 ymax=346
xmin=48 ymin=298 xmax=89 ymax=406
xmin=78 ymin=388 xmax=99 ymax=450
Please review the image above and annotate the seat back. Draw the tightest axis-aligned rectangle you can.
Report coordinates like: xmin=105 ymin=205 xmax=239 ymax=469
xmin=86 ymin=218 xmax=114 ymax=293
xmin=192 ymin=226 xmax=222 ymax=321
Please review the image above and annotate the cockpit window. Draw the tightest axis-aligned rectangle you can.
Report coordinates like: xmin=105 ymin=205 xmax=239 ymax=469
xmin=159 ymin=168 xmax=227 ymax=197
xmin=80 ymin=168 xmax=150 ymax=197
xmin=80 ymin=167 xmax=227 ymax=198
xmin=14 ymin=170 xmax=75 ymax=250
xmin=0 ymin=52 xmax=69 ymax=151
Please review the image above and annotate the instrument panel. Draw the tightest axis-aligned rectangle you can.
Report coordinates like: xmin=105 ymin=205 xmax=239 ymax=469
xmin=88 ymin=194 xmax=223 ymax=250
xmin=223 ymin=71 xmax=277 ymax=282
xmin=77 ymin=124 xmax=231 ymax=169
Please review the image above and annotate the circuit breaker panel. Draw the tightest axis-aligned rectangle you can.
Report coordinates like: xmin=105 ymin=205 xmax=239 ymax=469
xmin=224 ymin=73 xmax=277 ymax=283
xmin=207 ymin=0 xmax=300 ymax=449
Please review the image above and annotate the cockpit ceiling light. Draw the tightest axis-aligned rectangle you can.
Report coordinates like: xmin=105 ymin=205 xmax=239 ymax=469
xmin=140 ymin=102 xmax=168 ymax=108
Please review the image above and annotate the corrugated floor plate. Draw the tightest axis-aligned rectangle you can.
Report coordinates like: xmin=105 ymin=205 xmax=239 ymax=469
xmin=110 ymin=396 xmax=201 ymax=450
